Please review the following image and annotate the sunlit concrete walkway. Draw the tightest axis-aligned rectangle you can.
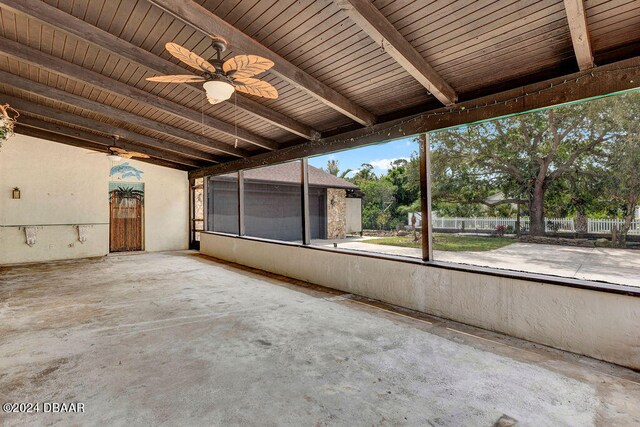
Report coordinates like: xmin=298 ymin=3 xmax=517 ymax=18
xmin=1 ymin=251 xmax=639 ymax=426
xmin=317 ymin=240 xmax=640 ymax=287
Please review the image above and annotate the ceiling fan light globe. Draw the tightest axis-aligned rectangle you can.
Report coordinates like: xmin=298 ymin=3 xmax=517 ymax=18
xmin=203 ymin=80 xmax=235 ymax=102
xmin=206 ymin=96 xmax=225 ymax=105
xmin=107 ymin=154 xmax=122 ymax=162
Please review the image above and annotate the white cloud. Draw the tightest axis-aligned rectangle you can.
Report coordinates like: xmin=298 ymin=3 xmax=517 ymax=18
xmin=368 ymin=157 xmax=409 ymax=172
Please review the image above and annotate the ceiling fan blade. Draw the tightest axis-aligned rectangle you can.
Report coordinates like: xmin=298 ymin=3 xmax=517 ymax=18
xmin=223 ymin=55 xmax=274 ymax=79
xmin=165 ymin=42 xmax=217 ymax=73
xmin=146 ymin=75 xmax=206 ymax=83
xmin=111 ymin=147 xmax=151 ymax=159
xmin=235 ymin=78 xmax=278 ymax=99
xmin=130 ymin=152 xmax=151 ymax=159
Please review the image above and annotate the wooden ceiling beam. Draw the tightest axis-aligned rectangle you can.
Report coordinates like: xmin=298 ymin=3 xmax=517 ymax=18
xmin=189 ymin=55 xmax=640 ymax=178
xmin=0 ymin=70 xmax=235 ymax=159
xmin=563 ymin=0 xmax=595 ymax=70
xmin=337 ymin=0 xmax=457 ymax=106
xmin=0 ymin=0 xmax=318 ymax=140
xmin=3 ymin=94 xmax=220 ymax=165
xmin=17 ymin=117 xmax=205 ymax=168
xmin=0 ymin=36 xmax=269 ymax=153
xmin=15 ymin=125 xmax=193 ymax=171
xmin=146 ymin=0 xmax=377 ymax=127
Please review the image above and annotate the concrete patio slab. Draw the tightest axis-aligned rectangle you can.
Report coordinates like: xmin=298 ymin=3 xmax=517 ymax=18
xmin=1 ymin=251 xmax=639 ymax=426
xmin=318 ymin=240 xmax=640 ymax=287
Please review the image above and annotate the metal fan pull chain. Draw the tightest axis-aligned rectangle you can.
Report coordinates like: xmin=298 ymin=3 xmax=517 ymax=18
xmin=234 ymin=90 xmax=238 ymax=148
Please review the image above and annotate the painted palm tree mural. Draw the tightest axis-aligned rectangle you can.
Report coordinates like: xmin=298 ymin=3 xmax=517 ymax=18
xmin=109 ymin=186 xmax=144 ymax=203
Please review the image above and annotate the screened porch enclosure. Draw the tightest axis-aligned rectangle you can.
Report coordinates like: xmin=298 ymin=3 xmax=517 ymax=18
xmin=208 ymin=175 xmax=327 ymax=241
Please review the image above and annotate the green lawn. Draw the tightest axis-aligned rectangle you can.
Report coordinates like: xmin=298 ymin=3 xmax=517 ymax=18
xmin=365 ymin=233 xmax=515 ymax=252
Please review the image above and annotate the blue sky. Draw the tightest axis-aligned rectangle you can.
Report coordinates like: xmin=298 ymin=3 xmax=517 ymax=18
xmin=309 ymin=136 xmax=419 ymax=177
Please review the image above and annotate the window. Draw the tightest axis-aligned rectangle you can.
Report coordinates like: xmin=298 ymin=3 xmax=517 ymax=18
xmin=207 ymin=173 xmax=238 ymax=235
xmin=428 ymin=89 xmax=640 ymax=288
xmin=243 ymin=161 xmax=302 ymax=242
xmin=309 ymin=138 xmax=422 ymax=258
xmin=192 ymin=178 xmax=204 ymax=242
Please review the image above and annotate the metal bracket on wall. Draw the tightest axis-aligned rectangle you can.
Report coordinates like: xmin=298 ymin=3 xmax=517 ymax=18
xmin=19 ymin=226 xmax=41 ymax=247
xmin=76 ymin=224 xmax=93 ymax=244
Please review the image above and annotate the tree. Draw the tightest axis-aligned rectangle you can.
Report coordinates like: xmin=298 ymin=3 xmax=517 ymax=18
xmin=352 ymin=163 xmax=376 ymax=182
xmin=325 ymin=159 xmax=352 ymax=179
xmin=326 ymin=159 xmax=339 ymax=176
xmin=384 ymin=157 xmax=417 ymax=209
xmin=430 ymin=101 xmax=614 ymax=235
xmin=603 ymin=91 xmax=640 ymax=245
xmin=359 ymin=179 xmax=395 ymax=229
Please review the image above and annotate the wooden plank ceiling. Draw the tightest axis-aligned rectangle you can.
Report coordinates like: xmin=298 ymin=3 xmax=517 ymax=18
xmin=0 ymin=0 xmax=638 ymax=170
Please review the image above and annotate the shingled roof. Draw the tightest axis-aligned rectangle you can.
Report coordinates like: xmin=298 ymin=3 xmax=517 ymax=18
xmin=239 ymin=162 xmax=359 ymax=190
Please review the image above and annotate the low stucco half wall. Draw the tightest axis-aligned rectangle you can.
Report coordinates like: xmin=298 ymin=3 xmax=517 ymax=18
xmin=201 ymin=232 xmax=640 ymax=370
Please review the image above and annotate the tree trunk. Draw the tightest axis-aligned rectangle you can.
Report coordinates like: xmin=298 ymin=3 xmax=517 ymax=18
xmin=529 ymin=183 xmax=546 ymax=236
xmin=616 ymin=200 xmax=637 ymax=247
xmin=516 ymin=201 xmax=521 ymax=237
xmin=575 ymin=211 xmax=588 ymax=234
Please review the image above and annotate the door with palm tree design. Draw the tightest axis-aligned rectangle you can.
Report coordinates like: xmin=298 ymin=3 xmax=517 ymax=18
xmin=109 ymin=183 xmax=144 ymax=252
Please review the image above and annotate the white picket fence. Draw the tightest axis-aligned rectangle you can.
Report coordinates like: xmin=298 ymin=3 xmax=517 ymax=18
xmin=409 ymin=213 xmax=640 ymax=235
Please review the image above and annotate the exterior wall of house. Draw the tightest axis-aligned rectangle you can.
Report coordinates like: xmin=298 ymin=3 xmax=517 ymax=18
xmin=200 ymin=232 xmax=640 ymax=371
xmin=326 ymin=188 xmax=346 ymax=239
xmin=345 ymin=197 xmax=362 ymax=234
xmin=0 ymin=133 xmax=189 ymax=265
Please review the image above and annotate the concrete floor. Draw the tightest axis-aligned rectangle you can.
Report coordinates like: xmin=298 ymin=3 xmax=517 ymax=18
xmin=317 ymin=239 xmax=640 ymax=287
xmin=1 ymin=252 xmax=639 ymax=426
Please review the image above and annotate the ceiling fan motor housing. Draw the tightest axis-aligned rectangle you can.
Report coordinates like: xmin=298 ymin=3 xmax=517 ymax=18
xmin=210 ymin=36 xmax=228 ymax=53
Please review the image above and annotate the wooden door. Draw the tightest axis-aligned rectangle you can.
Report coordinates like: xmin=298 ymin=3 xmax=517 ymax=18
xmin=110 ymin=192 xmax=143 ymax=252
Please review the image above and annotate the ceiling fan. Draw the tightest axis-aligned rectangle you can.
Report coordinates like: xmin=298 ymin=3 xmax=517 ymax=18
xmin=146 ymin=37 xmax=278 ymax=104
xmin=89 ymin=136 xmax=150 ymax=162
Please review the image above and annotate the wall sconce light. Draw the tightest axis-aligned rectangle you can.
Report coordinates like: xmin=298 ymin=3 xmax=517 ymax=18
xmin=12 ymin=187 xmax=20 ymax=199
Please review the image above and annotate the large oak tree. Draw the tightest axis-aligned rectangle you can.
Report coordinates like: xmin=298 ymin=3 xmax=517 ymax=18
xmin=430 ymin=100 xmax=615 ymax=235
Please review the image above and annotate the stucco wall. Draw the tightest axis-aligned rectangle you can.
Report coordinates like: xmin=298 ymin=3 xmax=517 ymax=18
xmin=345 ymin=197 xmax=362 ymax=234
xmin=0 ymin=134 xmax=189 ymax=264
xmin=200 ymin=232 xmax=640 ymax=370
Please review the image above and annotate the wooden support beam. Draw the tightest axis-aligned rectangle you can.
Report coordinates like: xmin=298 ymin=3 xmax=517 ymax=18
xmin=0 ymin=70 xmax=234 ymax=159
xmin=3 ymin=94 xmax=219 ymax=164
xmin=0 ymin=36 xmax=270 ymax=153
xmin=301 ymin=158 xmax=310 ymax=245
xmin=146 ymin=0 xmax=377 ymax=127
xmin=238 ymin=170 xmax=245 ymax=236
xmin=15 ymin=125 xmax=192 ymax=171
xmin=17 ymin=117 xmax=204 ymax=168
xmin=338 ymin=0 xmax=457 ymax=106
xmin=0 ymin=0 xmax=318 ymax=140
xmin=419 ymin=133 xmax=433 ymax=261
xmin=189 ymin=55 xmax=640 ymax=178
xmin=563 ymin=0 xmax=595 ymax=70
